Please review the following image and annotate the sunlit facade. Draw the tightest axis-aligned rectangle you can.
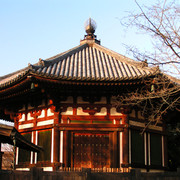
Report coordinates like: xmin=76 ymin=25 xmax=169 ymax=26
xmin=0 ymin=19 xmax=167 ymax=172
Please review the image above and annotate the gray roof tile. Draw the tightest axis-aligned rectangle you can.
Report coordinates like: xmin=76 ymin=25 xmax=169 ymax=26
xmin=0 ymin=42 xmax=159 ymax=88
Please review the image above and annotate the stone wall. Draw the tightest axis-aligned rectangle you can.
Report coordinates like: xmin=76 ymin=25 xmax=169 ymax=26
xmin=0 ymin=167 xmax=180 ymax=180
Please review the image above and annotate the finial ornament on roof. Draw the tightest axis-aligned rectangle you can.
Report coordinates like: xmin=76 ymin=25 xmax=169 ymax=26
xmin=81 ymin=18 xmax=100 ymax=45
xmin=85 ymin=18 xmax=97 ymax=36
xmin=84 ymin=18 xmax=97 ymax=40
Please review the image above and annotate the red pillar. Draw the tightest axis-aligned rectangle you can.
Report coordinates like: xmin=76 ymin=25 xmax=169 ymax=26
xmin=53 ymin=126 xmax=59 ymax=162
xmin=63 ymin=131 xmax=68 ymax=167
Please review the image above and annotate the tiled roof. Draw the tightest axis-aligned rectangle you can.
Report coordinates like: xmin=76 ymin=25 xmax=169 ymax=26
xmin=0 ymin=69 xmax=30 ymax=89
xmin=33 ymin=42 xmax=158 ymax=81
xmin=0 ymin=40 xmax=159 ymax=88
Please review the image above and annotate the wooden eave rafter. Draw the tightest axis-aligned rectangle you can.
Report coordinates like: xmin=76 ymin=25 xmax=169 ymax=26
xmin=0 ymin=66 xmax=158 ymax=95
xmin=0 ymin=71 xmax=156 ymax=100
xmin=29 ymin=74 xmax=145 ymax=86
xmin=0 ymin=69 xmax=30 ymax=90
xmin=0 ymin=77 xmax=30 ymax=95
xmin=0 ymin=81 xmax=31 ymax=101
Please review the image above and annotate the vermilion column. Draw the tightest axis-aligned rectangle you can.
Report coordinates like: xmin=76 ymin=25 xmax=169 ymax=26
xmin=53 ymin=126 xmax=59 ymax=170
xmin=53 ymin=126 xmax=59 ymax=162
xmin=14 ymin=116 xmax=18 ymax=130
xmin=33 ymin=130 xmax=37 ymax=164
xmin=63 ymin=131 xmax=68 ymax=167
xmin=53 ymin=112 xmax=60 ymax=170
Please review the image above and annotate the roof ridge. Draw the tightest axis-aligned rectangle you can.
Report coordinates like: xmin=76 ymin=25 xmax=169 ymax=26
xmin=0 ymin=41 xmax=161 ymax=88
xmin=44 ymin=43 xmax=88 ymax=62
xmin=92 ymin=43 xmax=156 ymax=72
xmin=36 ymin=42 xmax=157 ymax=74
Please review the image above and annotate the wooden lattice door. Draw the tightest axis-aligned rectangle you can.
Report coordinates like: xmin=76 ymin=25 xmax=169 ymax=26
xmin=73 ymin=133 xmax=110 ymax=168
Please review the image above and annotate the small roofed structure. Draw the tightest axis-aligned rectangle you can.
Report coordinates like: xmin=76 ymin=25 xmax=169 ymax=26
xmin=0 ymin=124 xmax=43 ymax=169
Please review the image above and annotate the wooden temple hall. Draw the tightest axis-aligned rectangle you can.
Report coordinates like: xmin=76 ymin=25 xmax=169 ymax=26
xmin=0 ymin=18 xmax=167 ymax=171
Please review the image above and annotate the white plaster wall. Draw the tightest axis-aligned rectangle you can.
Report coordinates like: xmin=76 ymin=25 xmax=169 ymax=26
xmin=38 ymin=110 xmax=45 ymax=118
xmin=110 ymin=107 xmax=123 ymax=116
xmin=19 ymin=123 xmax=34 ymax=129
xmin=61 ymin=107 xmax=73 ymax=115
xmin=27 ymin=112 xmax=34 ymax=120
xmin=94 ymin=107 xmax=107 ymax=116
xmin=43 ymin=167 xmax=53 ymax=171
xmin=77 ymin=107 xmax=89 ymax=115
xmin=19 ymin=114 xmax=25 ymax=122
xmin=16 ymin=168 xmax=30 ymax=171
xmin=47 ymin=108 xmax=54 ymax=116
xmin=37 ymin=120 xmax=54 ymax=126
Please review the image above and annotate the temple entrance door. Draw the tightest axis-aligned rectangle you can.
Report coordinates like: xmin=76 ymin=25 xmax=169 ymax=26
xmin=73 ymin=133 xmax=110 ymax=168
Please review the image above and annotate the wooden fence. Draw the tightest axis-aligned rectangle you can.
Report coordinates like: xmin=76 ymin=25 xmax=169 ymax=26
xmin=59 ymin=166 xmax=130 ymax=172
xmin=0 ymin=167 xmax=180 ymax=180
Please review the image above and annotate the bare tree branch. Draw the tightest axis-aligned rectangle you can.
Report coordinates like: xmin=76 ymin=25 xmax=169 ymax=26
xmin=121 ymin=0 xmax=180 ymax=77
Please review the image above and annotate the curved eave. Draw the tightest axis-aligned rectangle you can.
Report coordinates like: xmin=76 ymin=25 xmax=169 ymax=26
xmin=0 ymin=42 xmax=160 ymax=89
xmin=0 ymin=68 xmax=159 ymax=95
xmin=0 ymin=76 xmax=32 ymax=99
xmin=29 ymin=72 xmax=158 ymax=86
xmin=32 ymin=69 xmax=158 ymax=81
xmin=0 ymin=70 xmax=31 ymax=91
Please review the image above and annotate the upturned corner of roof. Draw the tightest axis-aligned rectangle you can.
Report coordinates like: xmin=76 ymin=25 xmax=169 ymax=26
xmin=152 ymin=65 xmax=161 ymax=74
xmin=140 ymin=59 xmax=148 ymax=68
xmin=27 ymin=63 xmax=37 ymax=73
xmin=38 ymin=58 xmax=45 ymax=66
xmin=37 ymin=58 xmax=54 ymax=67
xmin=28 ymin=63 xmax=33 ymax=69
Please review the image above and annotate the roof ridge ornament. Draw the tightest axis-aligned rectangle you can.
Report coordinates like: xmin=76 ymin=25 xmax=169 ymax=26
xmin=38 ymin=58 xmax=45 ymax=66
xmin=80 ymin=18 xmax=100 ymax=45
xmin=85 ymin=18 xmax=97 ymax=38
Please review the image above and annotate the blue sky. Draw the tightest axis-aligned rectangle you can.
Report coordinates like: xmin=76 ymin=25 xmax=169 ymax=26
xmin=0 ymin=0 xmax=157 ymax=76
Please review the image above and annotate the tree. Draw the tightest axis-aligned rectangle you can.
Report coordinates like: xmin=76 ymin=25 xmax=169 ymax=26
xmin=115 ymin=0 xmax=180 ymax=124
xmin=122 ymin=0 xmax=180 ymax=78
xmin=114 ymin=0 xmax=180 ymax=170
